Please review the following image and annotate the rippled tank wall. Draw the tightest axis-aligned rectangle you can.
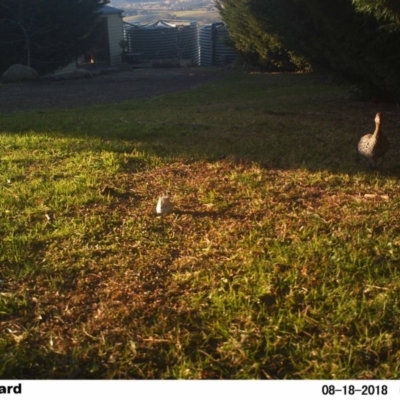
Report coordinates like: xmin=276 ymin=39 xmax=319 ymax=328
xmin=200 ymin=23 xmax=238 ymax=66
xmin=126 ymin=20 xmax=200 ymax=64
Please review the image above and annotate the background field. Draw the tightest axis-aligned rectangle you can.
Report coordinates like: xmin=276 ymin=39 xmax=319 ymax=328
xmin=124 ymin=10 xmax=221 ymax=25
xmin=1 ymin=71 xmax=400 ymax=378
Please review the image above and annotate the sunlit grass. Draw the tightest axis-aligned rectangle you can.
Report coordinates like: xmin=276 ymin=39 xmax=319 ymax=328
xmin=1 ymin=71 xmax=400 ymax=378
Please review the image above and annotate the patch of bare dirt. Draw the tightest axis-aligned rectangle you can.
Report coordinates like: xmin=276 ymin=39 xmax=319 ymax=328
xmin=0 ymin=67 xmax=225 ymax=113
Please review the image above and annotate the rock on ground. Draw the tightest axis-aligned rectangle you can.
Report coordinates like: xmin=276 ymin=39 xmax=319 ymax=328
xmin=2 ymin=64 xmax=39 ymax=83
xmin=70 ymin=68 xmax=93 ymax=80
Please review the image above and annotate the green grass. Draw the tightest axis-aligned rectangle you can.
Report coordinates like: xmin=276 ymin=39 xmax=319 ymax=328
xmin=1 ymin=71 xmax=400 ymax=379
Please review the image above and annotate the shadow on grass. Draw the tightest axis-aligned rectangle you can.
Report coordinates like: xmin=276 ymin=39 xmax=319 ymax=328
xmin=1 ymin=71 xmax=400 ymax=178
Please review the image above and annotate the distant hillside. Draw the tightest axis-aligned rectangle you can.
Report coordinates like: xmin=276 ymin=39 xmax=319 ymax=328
xmin=124 ymin=10 xmax=220 ymax=25
xmin=114 ymin=0 xmax=220 ymax=25
xmin=110 ymin=0 xmax=160 ymax=4
xmin=110 ymin=0 xmax=214 ymax=6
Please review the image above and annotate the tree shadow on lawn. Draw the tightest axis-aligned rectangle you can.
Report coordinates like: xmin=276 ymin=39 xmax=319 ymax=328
xmin=1 ymin=74 xmax=400 ymax=179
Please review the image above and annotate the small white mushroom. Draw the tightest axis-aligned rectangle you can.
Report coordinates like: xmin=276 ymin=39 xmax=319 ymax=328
xmin=156 ymin=192 xmax=173 ymax=216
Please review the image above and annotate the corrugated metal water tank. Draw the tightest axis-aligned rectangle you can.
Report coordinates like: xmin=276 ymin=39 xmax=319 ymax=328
xmin=126 ymin=20 xmax=200 ymax=64
xmin=200 ymin=23 xmax=238 ymax=66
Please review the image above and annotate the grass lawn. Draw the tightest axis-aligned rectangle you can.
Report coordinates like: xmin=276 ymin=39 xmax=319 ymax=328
xmin=1 ymin=71 xmax=400 ymax=379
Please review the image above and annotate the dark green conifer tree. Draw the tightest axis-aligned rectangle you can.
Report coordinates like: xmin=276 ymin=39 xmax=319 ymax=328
xmin=215 ymin=0 xmax=400 ymax=100
xmin=352 ymin=0 xmax=400 ymax=27
xmin=215 ymin=0 xmax=311 ymax=71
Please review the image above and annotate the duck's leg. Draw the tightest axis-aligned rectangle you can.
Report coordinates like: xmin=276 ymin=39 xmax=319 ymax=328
xmin=368 ymin=158 xmax=376 ymax=169
xmin=378 ymin=156 xmax=386 ymax=169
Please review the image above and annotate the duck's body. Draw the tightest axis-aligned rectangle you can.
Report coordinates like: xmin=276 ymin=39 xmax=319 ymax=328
xmin=358 ymin=112 xmax=390 ymax=167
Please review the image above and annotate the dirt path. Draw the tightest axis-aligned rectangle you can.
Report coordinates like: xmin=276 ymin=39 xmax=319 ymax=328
xmin=0 ymin=68 xmax=225 ymax=113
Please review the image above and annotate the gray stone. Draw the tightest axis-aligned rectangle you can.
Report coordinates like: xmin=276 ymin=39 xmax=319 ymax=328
xmin=70 ymin=68 xmax=92 ymax=79
xmin=2 ymin=64 xmax=39 ymax=83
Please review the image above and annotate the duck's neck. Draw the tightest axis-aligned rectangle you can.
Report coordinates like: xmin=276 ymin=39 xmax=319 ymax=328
xmin=373 ymin=121 xmax=381 ymax=138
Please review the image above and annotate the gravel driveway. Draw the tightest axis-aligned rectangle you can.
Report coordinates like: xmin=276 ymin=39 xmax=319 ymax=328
xmin=0 ymin=67 xmax=225 ymax=113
